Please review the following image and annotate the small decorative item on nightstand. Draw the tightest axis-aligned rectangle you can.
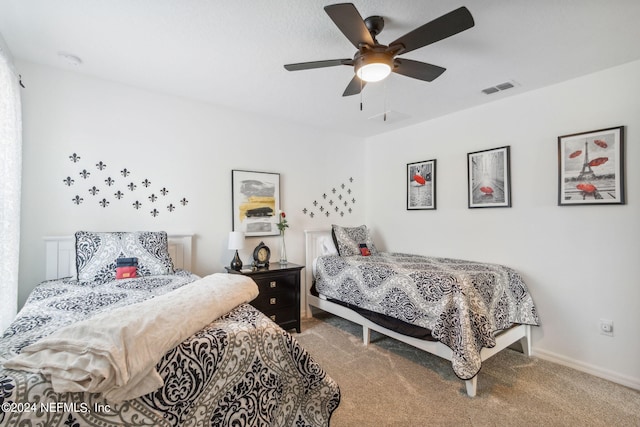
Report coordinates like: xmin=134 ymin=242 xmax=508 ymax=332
xmin=225 ymin=263 xmax=304 ymax=332
xmin=228 ymin=231 xmax=244 ymax=271
xmin=252 ymin=241 xmax=271 ymax=268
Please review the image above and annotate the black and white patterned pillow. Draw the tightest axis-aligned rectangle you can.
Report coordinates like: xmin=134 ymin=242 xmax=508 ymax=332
xmin=75 ymin=231 xmax=175 ymax=282
xmin=331 ymin=224 xmax=378 ymax=257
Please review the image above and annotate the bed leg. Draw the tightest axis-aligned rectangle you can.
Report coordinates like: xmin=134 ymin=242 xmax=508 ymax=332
xmin=465 ymin=377 xmax=477 ymax=397
xmin=362 ymin=325 xmax=370 ymax=346
xmin=520 ymin=325 xmax=532 ymax=356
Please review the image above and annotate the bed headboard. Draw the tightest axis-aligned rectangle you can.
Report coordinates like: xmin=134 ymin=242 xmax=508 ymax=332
xmin=43 ymin=234 xmax=194 ymax=280
xmin=303 ymin=230 xmax=332 ymax=315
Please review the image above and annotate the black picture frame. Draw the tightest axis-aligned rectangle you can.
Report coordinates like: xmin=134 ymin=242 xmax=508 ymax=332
xmin=557 ymin=126 xmax=625 ymax=206
xmin=231 ymin=170 xmax=281 ymax=236
xmin=467 ymin=146 xmax=511 ymax=208
xmin=407 ymin=159 xmax=436 ymax=210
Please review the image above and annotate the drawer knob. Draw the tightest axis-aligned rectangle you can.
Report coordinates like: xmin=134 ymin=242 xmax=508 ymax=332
xmin=270 ymin=314 xmax=276 ymax=321
xmin=269 ymin=281 xmax=277 ymax=288
xmin=270 ymin=297 xmax=277 ymax=305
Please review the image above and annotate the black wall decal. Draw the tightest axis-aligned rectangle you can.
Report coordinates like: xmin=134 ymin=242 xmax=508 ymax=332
xmin=65 ymin=152 xmax=190 ymax=218
xmin=303 ymin=177 xmax=357 ymax=219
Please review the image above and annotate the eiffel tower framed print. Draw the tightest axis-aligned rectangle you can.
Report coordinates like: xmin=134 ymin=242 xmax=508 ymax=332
xmin=558 ymin=126 xmax=625 ymax=206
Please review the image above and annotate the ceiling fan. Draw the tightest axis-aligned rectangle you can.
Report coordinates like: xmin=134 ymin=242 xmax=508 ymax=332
xmin=284 ymin=3 xmax=475 ymax=97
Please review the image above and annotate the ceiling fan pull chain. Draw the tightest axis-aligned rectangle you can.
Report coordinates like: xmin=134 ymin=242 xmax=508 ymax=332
xmin=383 ymin=79 xmax=387 ymax=121
xmin=360 ymin=78 xmax=363 ymax=111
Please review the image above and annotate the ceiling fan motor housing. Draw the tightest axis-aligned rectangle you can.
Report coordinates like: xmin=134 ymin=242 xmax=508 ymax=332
xmin=354 ymin=47 xmax=394 ymax=82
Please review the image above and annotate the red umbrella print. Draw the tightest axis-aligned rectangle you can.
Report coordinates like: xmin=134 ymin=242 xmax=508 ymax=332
xmin=413 ymin=174 xmax=426 ymax=185
xmin=480 ymin=186 xmax=494 ymax=194
xmin=594 ymin=139 xmax=608 ymax=148
xmin=588 ymin=157 xmax=608 ymax=167
xmin=577 ymin=183 xmax=597 ymax=193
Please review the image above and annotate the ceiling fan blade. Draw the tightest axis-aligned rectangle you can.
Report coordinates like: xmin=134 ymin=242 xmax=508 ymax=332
xmin=325 ymin=3 xmax=375 ymax=49
xmin=284 ymin=58 xmax=353 ymax=71
xmin=342 ymin=75 xmax=366 ymax=96
xmin=389 ymin=6 xmax=474 ymax=55
xmin=393 ymin=58 xmax=446 ymax=82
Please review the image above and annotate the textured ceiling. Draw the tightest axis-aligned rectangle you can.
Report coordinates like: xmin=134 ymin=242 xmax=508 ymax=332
xmin=1 ymin=0 xmax=640 ymax=137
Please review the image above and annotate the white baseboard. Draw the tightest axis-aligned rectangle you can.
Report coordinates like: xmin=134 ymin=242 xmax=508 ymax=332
xmin=533 ymin=348 xmax=640 ymax=391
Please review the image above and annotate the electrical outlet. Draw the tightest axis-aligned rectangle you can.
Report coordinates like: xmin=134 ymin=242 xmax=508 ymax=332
xmin=599 ymin=319 xmax=614 ymax=337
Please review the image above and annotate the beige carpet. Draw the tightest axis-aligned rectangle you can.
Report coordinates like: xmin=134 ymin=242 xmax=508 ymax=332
xmin=295 ymin=311 xmax=640 ymax=427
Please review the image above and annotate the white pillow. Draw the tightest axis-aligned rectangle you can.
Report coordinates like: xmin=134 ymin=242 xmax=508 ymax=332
xmin=320 ymin=236 xmax=338 ymax=256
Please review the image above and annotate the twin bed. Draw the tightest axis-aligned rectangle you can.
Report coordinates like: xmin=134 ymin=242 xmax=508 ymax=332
xmin=304 ymin=226 xmax=539 ymax=397
xmin=0 ymin=231 xmax=340 ymax=427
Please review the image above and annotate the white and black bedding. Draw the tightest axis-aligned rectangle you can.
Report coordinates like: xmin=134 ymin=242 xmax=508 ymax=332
xmin=314 ymin=252 xmax=539 ymax=380
xmin=1 ymin=231 xmax=340 ymax=426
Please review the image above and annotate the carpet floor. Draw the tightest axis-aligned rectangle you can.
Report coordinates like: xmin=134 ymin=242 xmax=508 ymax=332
xmin=295 ymin=311 xmax=640 ymax=427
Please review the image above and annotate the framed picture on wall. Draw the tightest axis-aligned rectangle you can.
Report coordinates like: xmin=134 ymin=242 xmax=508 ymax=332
xmin=558 ymin=126 xmax=625 ymax=206
xmin=231 ymin=170 xmax=280 ymax=236
xmin=467 ymin=146 xmax=511 ymax=208
xmin=407 ymin=159 xmax=436 ymax=210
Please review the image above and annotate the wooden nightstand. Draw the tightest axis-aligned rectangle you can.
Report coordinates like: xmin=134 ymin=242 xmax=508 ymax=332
xmin=226 ymin=263 xmax=304 ymax=333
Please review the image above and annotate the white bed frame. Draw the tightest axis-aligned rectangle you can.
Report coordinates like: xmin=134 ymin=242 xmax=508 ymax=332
xmin=43 ymin=234 xmax=193 ymax=280
xmin=304 ymin=229 xmax=531 ymax=397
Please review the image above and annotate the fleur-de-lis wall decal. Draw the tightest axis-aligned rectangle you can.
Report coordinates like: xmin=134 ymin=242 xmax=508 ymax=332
xmin=64 ymin=154 xmax=190 ymax=217
xmin=304 ymin=177 xmax=357 ymax=219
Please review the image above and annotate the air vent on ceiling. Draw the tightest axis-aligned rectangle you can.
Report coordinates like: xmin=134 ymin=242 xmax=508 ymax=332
xmin=482 ymin=80 xmax=518 ymax=95
xmin=368 ymin=110 xmax=411 ymax=124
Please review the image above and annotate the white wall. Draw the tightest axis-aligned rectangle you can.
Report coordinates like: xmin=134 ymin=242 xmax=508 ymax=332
xmin=364 ymin=60 xmax=640 ymax=389
xmin=17 ymin=60 xmax=366 ymax=307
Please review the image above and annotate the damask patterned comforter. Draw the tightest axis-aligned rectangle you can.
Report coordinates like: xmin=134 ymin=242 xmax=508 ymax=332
xmin=314 ymin=253 xmax=539 ymax=379
xmin=0 ymin=272 xmax=340 ymax=426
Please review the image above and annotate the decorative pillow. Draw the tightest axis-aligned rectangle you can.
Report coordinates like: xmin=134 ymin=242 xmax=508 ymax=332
xmin=331 ymin=224 xmax=378 ymax=257
xmin=75 ymin=231 xmax=174 ymax=282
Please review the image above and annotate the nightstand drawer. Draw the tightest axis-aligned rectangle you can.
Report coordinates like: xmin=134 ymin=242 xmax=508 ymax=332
xmin=251 ymin=291 xmax=296 ymax=311
xmin=252 ymin=275 xmax=295 ymax=295
xmin=261 ymin=306 xmax=296 ymax=325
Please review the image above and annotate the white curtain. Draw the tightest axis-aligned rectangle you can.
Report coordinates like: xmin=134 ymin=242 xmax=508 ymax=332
xmin=0 ymin=35 xmax=22 ymax=331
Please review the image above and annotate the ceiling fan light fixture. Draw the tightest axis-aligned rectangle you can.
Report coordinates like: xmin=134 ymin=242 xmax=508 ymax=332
xmin=355 ymin=52 xmax=393 ymax=82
